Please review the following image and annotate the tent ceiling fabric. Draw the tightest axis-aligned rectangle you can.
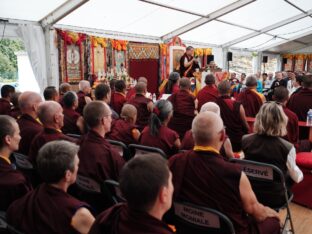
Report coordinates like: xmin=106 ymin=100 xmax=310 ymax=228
xmin=1 ymin=0 xmax=312 ymax=53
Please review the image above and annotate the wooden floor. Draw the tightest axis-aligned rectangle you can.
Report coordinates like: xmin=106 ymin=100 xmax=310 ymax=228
xmin=279 ymin=203 xmax=312 ymax=234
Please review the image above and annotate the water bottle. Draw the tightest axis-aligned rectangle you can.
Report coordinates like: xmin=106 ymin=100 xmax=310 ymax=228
xmin=152 ymin=93 xmax=157 ymax=103
xmin=307 ymin=109 xmax=312 ymax=126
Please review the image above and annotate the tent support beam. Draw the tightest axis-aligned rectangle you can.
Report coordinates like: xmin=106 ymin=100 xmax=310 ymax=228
xmin=158 ymin=0 xmax=255 ymax=41
xmin=39 ymin=0 xmax=89 ymax=28
xmin=221 ymin=9 xmax=312 ymax=48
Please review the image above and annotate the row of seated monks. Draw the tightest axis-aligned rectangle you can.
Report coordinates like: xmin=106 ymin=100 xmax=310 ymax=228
xmin=0 ymin=71 xmax=311 ymax=233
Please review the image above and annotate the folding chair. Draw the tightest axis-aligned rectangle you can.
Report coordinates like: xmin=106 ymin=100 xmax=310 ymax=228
xmin=173 ymin=202 xmax=235 ymax=234
xmin=0 ymin=211 xmax=8 ymax=233
xmin=10 ymin=153 xmax=33 ymax=170
xmin=66 ymin=133 xmax=82 ymax=139
xmin=104 ymin=180 xmax=126 ymax=204
xmin=128 ymin=144 xmax=167 ymax=159
xmin=107 ymin=139 xmax=131 ymax=161
xmin=230 ymin=158 xmax=294 ymax=234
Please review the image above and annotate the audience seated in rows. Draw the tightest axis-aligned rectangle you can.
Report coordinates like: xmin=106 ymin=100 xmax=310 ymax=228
xmin=7 ymin=140 xmax=95 ymax=234
xmin=237 ymin=75 xmax=265 ymax=117
xmin=62 ymin=91 xmax=84 ymax=135
xmin=181 ymin=102 xmax=235 ymax=159
xmin=0 ymin=84 xmax=15 ymax=115
xmin=169 ymin=112 xmax=281 ymax=234
xmin=76 ymin=80 xmax=92 ymax=115
xmin=29 ymin=101 xmax=76 ymax=164
xmin=107 ymin=104 xmax=140 ymax=145
xmin=0 ymin=115 xmax=32 ymax=211
xmin=89 ymin=154 xmax=174 ymax=234
xmin=243 ymin=102 xmax=303 ymax=193
xmin=196 ymin=74 xmax=219 ymax=111
xmin=78 ymin=101 xmax=125 ymax=183
xmin=159 ymin=72 xmax=180 ymax=98
xmin=126 ymin=77 xmax=148 ymax=100
xmin=127 ymin=82 xmax=153 ymax=131
xmin=168 ymin=78 xmax=197 ymax=139
xmin=17 ymin=91 xmax=43 ymax=155
xmin=140 ymin=100 xmax=180 ymax=156
xmin=216 ymin=81 xmax=249 ymax=152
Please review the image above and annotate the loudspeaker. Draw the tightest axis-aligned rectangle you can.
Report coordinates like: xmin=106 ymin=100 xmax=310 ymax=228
xmin=227 ymin=52 xmax=232 ymax=61
xmin=262 ymin=56 xmax=268 ymax=63
xmin=207 ymin=55 xmax=214 ymax=64
xmin=283 ymin=58 xmax=288 ymax=64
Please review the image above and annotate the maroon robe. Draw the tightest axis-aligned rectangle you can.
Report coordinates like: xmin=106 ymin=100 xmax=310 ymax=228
xmin=168 ymin=90 xmax=195 ymax=138
xmin=169 ymin=150 xmax=280 ymax=234
xmin=179 ymin=53 xmax=199 ymax=77
xmin=0 ymin=157 xmax=32 ymax=211
xmin=89 ymin=203 xmax=173 ymax=234
xmin=237 ymin=89 xmax=263 ymax=117
xmin=216 ymin=96 xmax=249 ymax=152
xmin=76 ymin=91 xmax=90 ymax=115
xmin=29 ymin=128 xmax=76 ymax=164
xmin=287 ymin=88 xmax=312 ymax=121
xmin=126 ymin=88 xmax=136 ymax=100
xmin=0 ymin=98 xmax=11 ymax=115
xmin=59 ymin=94 xmax=65 ymax=107
xmin=282 ymin=106 xmax=299 ymax=146
xmin=140 ymin=125 xmax=179 ymax=156
xmin=111 ymin=92 xmax=126 ymax=115
xmin=7 ymin=183 xmax=89 ymax=234
xmin=17 ymin=114 xmax=43 ymax=155
xmin=196 ymin=85 xmax=219 ymax=111
xmin=62 ymin=107 xmax=81 ymax=135
xmin=107 ymin=119 xmax=138 ymax=145
xmin=78 ymin=130 xmax=125 ymax=183
xmin=10 ymin=107 xmax=22 ymax=119
xmin=127 ymin=94 xmax=152 ymax=131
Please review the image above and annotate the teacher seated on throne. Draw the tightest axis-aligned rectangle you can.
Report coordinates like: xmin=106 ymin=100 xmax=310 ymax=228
xmin=179 ymin=46 xmax=200 ymax=78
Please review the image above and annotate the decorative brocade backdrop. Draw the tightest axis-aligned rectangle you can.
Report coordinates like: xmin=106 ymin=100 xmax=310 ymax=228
xmin=128 ymin=42 xmax=160 ymax=94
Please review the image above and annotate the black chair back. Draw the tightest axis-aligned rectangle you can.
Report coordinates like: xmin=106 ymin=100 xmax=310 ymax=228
xmin=107 ymin=140 xmax=131 ymax=161
xmin=128 ymin=144 xmax=167 ymax=159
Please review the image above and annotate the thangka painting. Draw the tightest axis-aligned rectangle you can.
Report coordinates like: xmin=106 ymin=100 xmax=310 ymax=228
xmin=284 ymin=59 xmax=293 ymax=71
xmin=57 ymin=30 xmax=86 ymax=83
xmin=114 ymin=50 xmax=126 ymax=74
xmin=172 ymin=49 xmax=185 ymax=72
xmin=90 ymin=36 xmax=107 ymax=79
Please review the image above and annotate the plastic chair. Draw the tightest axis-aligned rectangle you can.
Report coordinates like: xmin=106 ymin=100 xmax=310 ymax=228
xmin=230 ymin=158 xmax=294 ymax=233
xmin=173 ymin=202 xmax=235 ymax=234
xmin=66 ymin=133 xmax=81 ymax=139
xmin=128 ymin=144 xmax=167 ymax=159
xmin=107 ymin=139 xmax=131 ymax=161
xmin=104 ymin=179 xmax=126 ymax=204
xmin=10 ymin=153 xmax=33 ymax=170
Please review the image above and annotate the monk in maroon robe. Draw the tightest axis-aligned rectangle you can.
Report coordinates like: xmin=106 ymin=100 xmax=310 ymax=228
xmin=59 ymin=82 xmax=71 ymax=107
xmin=0 ymin=84 xmax=15 ymax=115
xmin=17 ymin=91 xmax=43 ymax=155
xmin=216 ymin=81 xmax=249 ymax=152
xmin=179 ymin=46 xmax=199 ymax=78
xmin=127 ymin=82 xmax=153 ymax=131
xmin=140 ymin=100 xmax=180 ymax=156
xmin=79 ymin=101 xmax=125 ymax=183
xmin=29 ymin=101 xmax=76 ymax=164
xmin=169 ymin=112 xmax=280 ymax=234
xmin=76 ymin=80 xmax=92 ymax=115
xmin=107 ymin=104 xmax=140 ymax=145
xmin=9 ymin=91 xmax=22 ymax=119
xmin=89 ymin=154 xmax=174 ymax=234
xmin=168 ymin=78 xmax=197 ymax=139
xmin=197 ymin=74 xmax=219 ymax=110
xmin=111 ymin=80 xmax=127 ymax=115
xmin=62 ymin=91 xmax=83 ymax=135
xmin=0 ymin=116 xmax=32 ymax=211
xmin=237 ymin=75 xmax=265 ymax=117
xmin=43 ymin=86 xmax=59 ymax=101
xmin=7 ymin=141 xmax=95 ymax=234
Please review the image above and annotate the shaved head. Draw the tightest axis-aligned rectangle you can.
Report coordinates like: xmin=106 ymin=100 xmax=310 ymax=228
xmin=83 ymin=101 xmax=111 ymax=128
xmin=59 ymin=83 xmax=71 ymax=94
xmin=218 ymin=80 xmax=231 ymax=95
xmin=19 ymin=91 xmax=42 ymax=113
xmin=200 ymin=102 xmax=220 ymax=116
xmin=192 ymin=112 xmax=223 ymax=146
xmin=135 ymin=82 xmax=147 ymax=94
xmin=179 ymin=78 xmax=191 ymax=90
xmin=37 ymin=101 xmax=63 ymax=126
xmin=120 ymin=104 xmax=137 ymax=120
xmin=246 ymin=75 xmax=257 ymax=87
xmin=138 ymin=77 xmax=148 ymax=84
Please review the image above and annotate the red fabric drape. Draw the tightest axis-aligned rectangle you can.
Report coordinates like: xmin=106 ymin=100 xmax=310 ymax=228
xmin=129 ymin=59 xmax=159 ymax=94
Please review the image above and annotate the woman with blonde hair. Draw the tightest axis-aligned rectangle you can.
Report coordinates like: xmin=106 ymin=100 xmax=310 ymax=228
xmin=242 ymin=102 xmax=303 ymax=205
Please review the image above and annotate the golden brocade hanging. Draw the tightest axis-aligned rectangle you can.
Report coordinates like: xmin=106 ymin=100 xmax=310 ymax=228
xmin=91 ymin=36 xmax=107 ymax=48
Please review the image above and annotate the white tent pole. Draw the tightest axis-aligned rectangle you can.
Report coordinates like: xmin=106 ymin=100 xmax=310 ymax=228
xmin=160 ymin=0 xmax=255 ymax=41
xmin=221 ymin=9 xmax=312 ymax=48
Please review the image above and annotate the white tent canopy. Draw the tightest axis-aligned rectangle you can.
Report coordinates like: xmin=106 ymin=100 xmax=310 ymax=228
xmin=1 ymin=0 xmax=312 ymax=90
